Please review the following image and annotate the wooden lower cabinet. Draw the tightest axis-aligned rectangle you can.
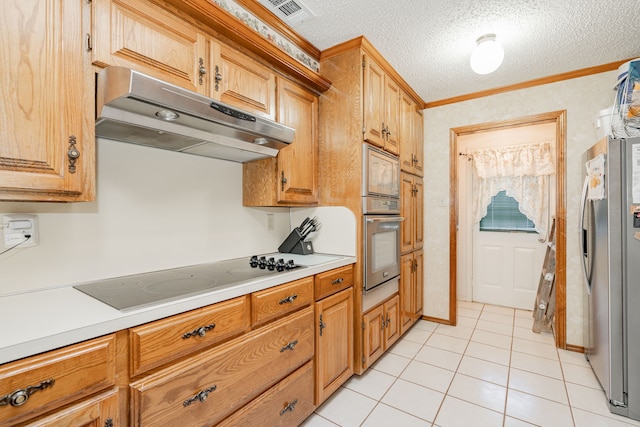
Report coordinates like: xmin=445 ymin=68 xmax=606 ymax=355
xmin=21 ymin=388 xmax=119 ymax=427
xmin=0 ymin=335 xmax=116 ymax=427
xmin=315 ymin=287 xmax=354 ymax=405
xmin=219 ymin=361 xmax=314 ymax=426
xmin=129 ymin=295 xmax=250 ymax=376
xmin=129 ymin=306 xmax=314 ymax=426
xmin=362 ymin=295 xmax=400 ymax=369
xmin=400 ymin=249 xmax=424 ymax=334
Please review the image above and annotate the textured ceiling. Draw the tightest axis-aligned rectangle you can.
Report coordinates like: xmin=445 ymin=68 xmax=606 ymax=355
xmin=288 ymin=0 xmax=640 ymax=103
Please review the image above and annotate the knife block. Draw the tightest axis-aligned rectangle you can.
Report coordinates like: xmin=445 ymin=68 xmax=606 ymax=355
xmin=278 ymin=229 xmax=314 ymax=254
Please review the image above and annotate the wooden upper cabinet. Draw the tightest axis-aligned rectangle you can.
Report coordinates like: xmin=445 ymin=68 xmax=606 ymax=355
xmin=92 ymin=0 xmax=207 ymax=93
xmin=276 ymin=77 xmax=318 ymax=204
xmin=0 ymin=0 xmax=95 ymax=201
xmin=210 ymin=43 xmax=276 ymax=120
xmin=413 ymin=108 xmax=424 ymax=177
xmin=363 ymin=54 xmax=400 ymax=155
xmin=243 ymin=77 xmax=318 ymax=206
xmin=363 ymin=55 xmax=386 ymax=148
xmin=400 ymin=92 xmax=415 ymax=172
xmin=384 ymin=78 xmax=400 ymax=155
xmin=400 ymin=92 xmax=424 ymax=176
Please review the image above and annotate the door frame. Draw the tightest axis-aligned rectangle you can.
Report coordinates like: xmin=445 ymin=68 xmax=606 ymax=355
xmin=449 ymin=110 xmax=567 ymax=349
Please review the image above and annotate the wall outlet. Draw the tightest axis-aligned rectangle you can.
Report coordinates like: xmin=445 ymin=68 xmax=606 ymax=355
xmin=2 ymin=214 xmax=39 ymax=248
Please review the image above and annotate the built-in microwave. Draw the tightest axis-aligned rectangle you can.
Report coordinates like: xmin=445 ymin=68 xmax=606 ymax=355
xmin=362 ymin=144 xmax=400 ymax=214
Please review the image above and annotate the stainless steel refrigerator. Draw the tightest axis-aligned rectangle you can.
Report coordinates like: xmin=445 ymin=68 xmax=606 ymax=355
xmin=580 ymin=136 xmax=640 ymax=421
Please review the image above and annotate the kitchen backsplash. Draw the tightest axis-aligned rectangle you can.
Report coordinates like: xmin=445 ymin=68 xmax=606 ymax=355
xmin=0 ymin=139 xmax=356 ymax=296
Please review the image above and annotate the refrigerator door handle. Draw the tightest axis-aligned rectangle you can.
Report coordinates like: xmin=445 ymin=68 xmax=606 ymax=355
xmin=579 ymin=176 xmax=592 ymax=292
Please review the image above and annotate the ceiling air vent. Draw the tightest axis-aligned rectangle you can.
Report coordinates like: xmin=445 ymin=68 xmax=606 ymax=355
xmin=258 ymin=0 xmax=315 ymax=26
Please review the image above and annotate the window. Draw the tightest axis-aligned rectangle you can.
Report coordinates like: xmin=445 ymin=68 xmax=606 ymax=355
xmin=479 ymin=191 xmax=536 ymax=232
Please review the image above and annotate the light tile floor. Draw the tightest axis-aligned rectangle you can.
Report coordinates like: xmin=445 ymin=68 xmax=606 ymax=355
xmin=302 ymin=301 xmax=640 ymax=427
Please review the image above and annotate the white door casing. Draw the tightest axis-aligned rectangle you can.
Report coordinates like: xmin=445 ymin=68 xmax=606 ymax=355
xmin=457 ymin=122 xmax=556 ymax=309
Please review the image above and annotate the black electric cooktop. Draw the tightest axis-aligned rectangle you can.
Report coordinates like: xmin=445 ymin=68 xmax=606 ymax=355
xmin=74 ymin=256 xmax=305 ymax=312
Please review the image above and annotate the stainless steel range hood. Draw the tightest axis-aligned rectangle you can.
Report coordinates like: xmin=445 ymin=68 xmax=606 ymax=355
xmin=95 ymin=66 xmax=295 ymax=163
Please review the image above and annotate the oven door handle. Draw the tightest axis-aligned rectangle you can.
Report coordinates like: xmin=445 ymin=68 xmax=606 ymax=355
xmin=366 ymin=217 xmax=404 ymax=223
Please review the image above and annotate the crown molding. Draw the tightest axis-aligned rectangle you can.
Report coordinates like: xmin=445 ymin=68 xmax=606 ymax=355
xmin=425 ymin=58 xmax=635 ymax=108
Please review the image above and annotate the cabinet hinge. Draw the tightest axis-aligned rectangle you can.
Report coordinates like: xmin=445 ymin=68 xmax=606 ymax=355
xmin=362 ymin=126 xmax=366 ymax=134
xmin=362 ymin=356 xmax=366 ymax=364
xmin=86 ymin=33 xmax=92 ymax=51
xmin=280 ymin=171 xmax=288 ymax=191
xmin=362 ymin=58 xmax=366 ymax=69
xmin=362 ymin=321 xmax=365 ymax=330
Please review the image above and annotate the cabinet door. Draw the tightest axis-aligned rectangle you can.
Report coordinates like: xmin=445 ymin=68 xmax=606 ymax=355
xmin=92 ymin=0 xmax=206 ymax=93
xmin=24 ymin=388 xmax=119 ymax=427
xmin=414 ymin=250 xmax=424 ymax=318
xmin=413 ymin=176 xmax=424 ymax=250
xmin=0 ymin=0 xmax=94 ymax=201
xmin=400 ymin=172 xmax=415 ymax=253
xmin=384 ymin=78 xmax=400 ymax=155
xmin=413 ymin=108 xmax=424 ymax=177
xmin=315 ymin=287 xmax=354 ymax=404
xmin=362 ymin=304 xmax=384 ymax=369
xmin=399 ymin=93 xmax=415 ymax=173
xmin=362 ymin=55 xmax=385 ymax=148
xmin=214 ymin=44 xmax=276 ymax=119
xmin=384 ymin=295 xmax=400 ymax=348
xmin=276 ymin=78 xmax=319 ymax=204
xmin=400 ymin=253 xmax=415 ymax=334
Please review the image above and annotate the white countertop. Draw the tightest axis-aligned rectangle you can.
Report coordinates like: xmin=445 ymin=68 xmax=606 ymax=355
xmin=0 ymin=253 xmax=355 ymax=365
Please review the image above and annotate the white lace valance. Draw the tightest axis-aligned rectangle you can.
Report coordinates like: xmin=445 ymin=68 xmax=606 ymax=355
xmin=472 ymin=142 xmax=555 ymax=179
xmin=471 ymin=142 xmax=555 ymax=234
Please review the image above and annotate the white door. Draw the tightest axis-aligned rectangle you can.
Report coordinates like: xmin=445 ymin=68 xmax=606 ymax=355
xmin=472 ymin=228 xmax=546 ymax=309
xmin=457 ymin=123 xmax=556 ymax=310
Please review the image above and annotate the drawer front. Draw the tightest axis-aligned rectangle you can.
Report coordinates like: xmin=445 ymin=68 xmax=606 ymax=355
xmin=251 ymin=276 xmax=313 ymax=326
xmin=0 ymin=335 xmax=116 ymax=426
xmin=129 ymin=295 xmax=250 ymax=376
xmin=315 ymin=265 xmax=353 ymax=300
xmin=130 ymin=306 xmax=314 ymax=427
xmin=219 ymin=361 xmax=314 ymax=427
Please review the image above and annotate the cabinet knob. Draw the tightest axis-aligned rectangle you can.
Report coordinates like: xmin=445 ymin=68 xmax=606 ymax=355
xmin=67 ymin=135 xmax=80 ymax=174
xmin=183 ymin=385 xmax=217 ymax=407
xmin=198 ymin=58 xmax=207 ymax=85
xmin=279 ymin=294 xmax=298 ymax=305
xmin=182 ymin=323 xmax=216 ymax=339
xmin=280 ymin=398 xmax=298 ymax=415
xmin=280 ymin=339 xmax=299 ymax=352
xmin=214 ymin=65 xmax=222 ymax=91
xmin=0 ymin=379 xmax=55 ymax=407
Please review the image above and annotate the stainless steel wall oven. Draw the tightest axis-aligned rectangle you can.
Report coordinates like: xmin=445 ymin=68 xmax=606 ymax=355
xmin=362 ymin=144 xmax=402 ymax=292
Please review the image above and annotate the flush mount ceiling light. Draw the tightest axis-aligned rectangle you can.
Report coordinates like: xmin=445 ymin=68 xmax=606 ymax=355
xmin=470 ymin=34 xmax=504 ymax=75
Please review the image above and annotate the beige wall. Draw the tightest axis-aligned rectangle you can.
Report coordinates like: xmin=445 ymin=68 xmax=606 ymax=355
xmin=423 ymin=70 xmax=617 ymax=347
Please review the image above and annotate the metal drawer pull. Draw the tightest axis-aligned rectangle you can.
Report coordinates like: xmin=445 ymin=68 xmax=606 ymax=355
xmin=319 ymin=314 xmax=326 ymax=336
xmin=0 ymin=378 xmax=55 ymax=407
xmin=280 ymin=339 xmax=299 ymax=352
xmin=183 ymin=385 xmax=217 ymax=407
xmin=280 ymin=398 xmax=298 ymax=415
xmin=279 ymin=294 xmax=298 ymax=305
xmin=182 ymin=323 xmax=216 ymax=339
xmin=331 ymin=277 xmax=344 ymax=285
